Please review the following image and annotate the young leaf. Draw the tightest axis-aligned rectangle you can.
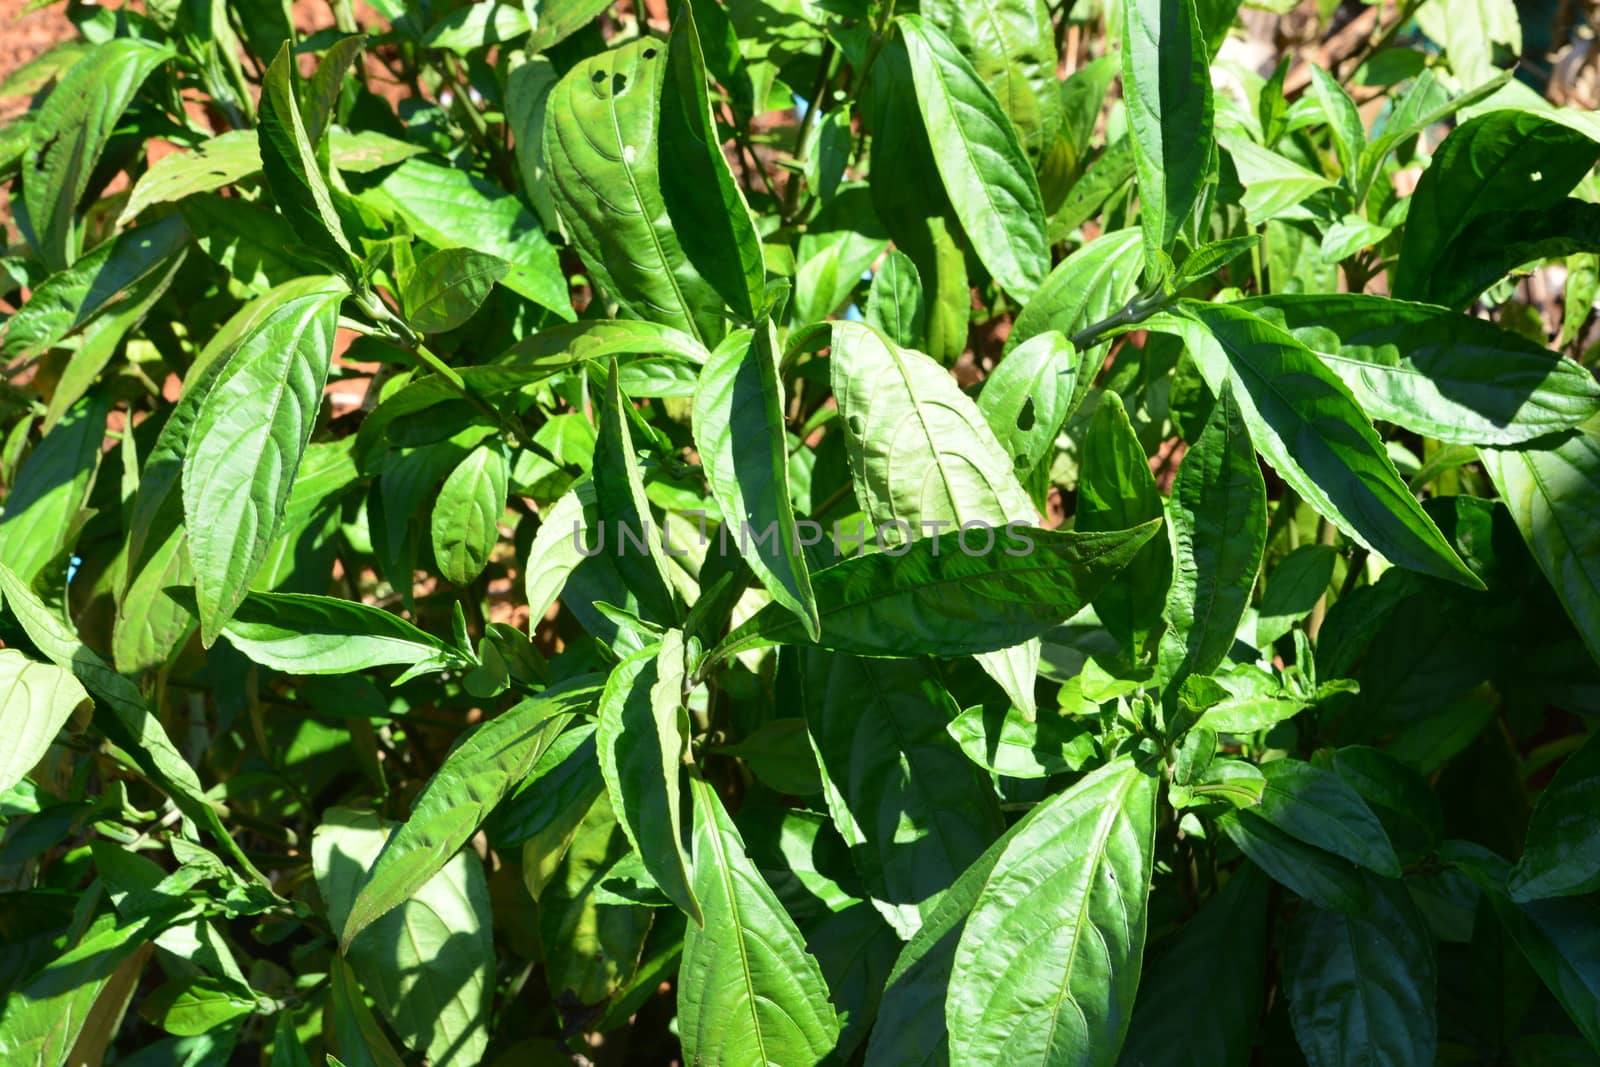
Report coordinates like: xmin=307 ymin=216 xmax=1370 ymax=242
xmin=692 ymin=322 xmax=819 ymax=638
xmin=947 ymin=757 xmax=1158 ymax=1065
xmin=315 ymin=809 xmax=492 ymax=1067
xmin=1158 ymin=382 xmax=1266 ymax=687
xmin=1283 ymin=878 xmax=1437 ymax=1067
xmin=339 ymin=681 xmax=602 ymax=947
xmin=1306 ymin=65 xmax=1364 ymax=184
xmin=1242 ymin=294 xmax=1600 ymax=447
xmin=181 ymin=276 xmax=348 ymax=645
xmin=21 ymin=38 xmax=172 ymax=270
xmin=430 ymin=441 xmax=509 ymax=586
xmin=896 ymin=14 xmax=1049 ymax=300
xmin=1160 ymin=301 xmax=1479 ymax=589
xmin=714 ymin=521 xmax=1162 ymax=661
xmin=1482 ymin=421 xmax=1600 ymax=668
xmin=1121 ymin=0 xmax=1213 ymax=264
xmin=1078 ymin=390 xmax=1172 ymax=660
xmin=544 ymin=37 xmax=726 ymax=343
xmin=803 ymin=651 xmax=1005 ymax=935
xmin=0 ymin=649 xmax=90 ymax=794
xmin=188 ymin=590 xmax=472 ymax=677
xmin=401 ymin=248 xmax=508 ymax=334
xmin=678 ymin=775 xmax=841 ymax=1066
xmin=256 ymin=44 xmax=356 ymax=275
xmin=660 ymin=2 xmax=765 ymax=320
xmin=595 ymin=634 xmax=702 ymax=924
xmin=1508 ymin=729 xmax=1600 ymax=900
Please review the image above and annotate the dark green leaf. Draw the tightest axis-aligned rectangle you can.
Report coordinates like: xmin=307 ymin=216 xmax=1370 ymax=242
xmin=402 ymin=248 xmax=507 ymax=334
xmin=803 ymin=651 xmax=1004 ymax=934
xmin=256 ymin=44 xmax=356 ymax=275
xmin=1509 ymin=730 xmax=1600 ymax=900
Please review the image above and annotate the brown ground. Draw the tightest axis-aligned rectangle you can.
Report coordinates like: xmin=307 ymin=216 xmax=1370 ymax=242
xmin=0 ymin=0 xmax=75 ymax=123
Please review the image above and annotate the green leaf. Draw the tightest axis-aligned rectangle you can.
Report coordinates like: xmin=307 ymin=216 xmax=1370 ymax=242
xmin=315 ymin=808 xmax=492 ymax=1067
xmin=1397 ymin=112 xmax=1598 ymax=303
xmin=596 ymin=635 xmax=702 ymax=924
xmin=1159 ymin=301 xmax=1479 ymax=588
xmin=1079 ymin=390 xmax=1172 ymax=659
xmin=1283 ymin=876 xmax=1437 ymax=1067
xmin=945 ymin=701 xmax=1095 ymax=779
xmin=978 ymin=331 xmax=1075 ymax=483
xmin=860 ymin=38 xmax=971 ymax=364
xmin=0 ymin=562 xmax=268 ymax=886
xmin=1447 ymin=840 xmax=1600 ymax=1052
xmin=1217 ymin=132 xmax=1334 ymax=225
xmin=339 ymin=681 xmax=601 ymax=947
xmin=0 ymin=913 xmax=159 ymax=1066
xmin=1049 ymin=137 xmax=1137 ymax=242
xmin=0 ymin=648 xmax=89 ymax=793
xmin=1219 ymin=809 xmax=1371 ymax=913
xmin=1119 ymin=868 xmax=1270 ymax=1066
xmin=402 ymin=248 xmax=507 ymax=334
xmin=1007 ymin=227 xmax=1143 ymax=409
xmin=865 ymin=249 xmax=927 ymax=351
xmin=1411 ymin=198 xmax=1600 ymax=310
xmin=2 ymin=215 xmax=190 ymax=360
xmin=1254 ymin=543 xmax=1336 ymax=647
xmin=143 ymin=976 xmax=257 ymax=1037
xmin=527 ymin=0 xmax=613 ymax=51
xmin=1253 ymin=759 xmax=1400 ymax=876
xmin=660 ymin=3 xmax=766 ymax=321
xmin=1241 ymin=294 xmax=1600 ymax=446
xmin=1306 ymin=64 xmax=1364 ymax=184
xmin=192 ymin=590 xmax=471 ymax=676
xmin=678 ymin=774 xmax=841 ymax=1066
xmin=1509 ymin=729 xmax=1600 ymax=900
xmin=430 ymin=441 xmax=509 ymax=585
xmin=1482 ymin=421 xmax=1600 ymax=668
xmin=918 ymin=0 xmax=1063 ymax=162
xmin=181 ymin=192 xmax=301 ymax=293
xmin=867 ymin=803 xmax=1043 ymax=1066
xmin=715 ymin=521 xmax=1163 ymax=660
xmin=0 ymin=389 xmax=109 ymax=585
xmin=896 ymin=14 xmax=1049 ymax=300
xmin=181 ymin=276 xmax=348 ymax=645
xmin=594 ymin=364 xmax=680 ymax=624
xmin=803 ymin=651 xmax=1004 ymax=934
xmin=363 ymin=158 xmax=571 ymax=318
xmin=21 ymin=38 xmax=172 ymax=270
xmin=947 ymin=757 xmax=1158 ymax=1066
xmin=256 ymin=43 xmax=356 ymax=275
xmin=1158 ymin=382 xmax=1266 ymax=687
xmin=116 ymin=130 xmax=261 ymax=226
xmin=693 ymin=322 xmax=819 ymax=638
xmin=327 ymin=956 xmax=407 ymax=1067
xmin=1352 ymin=69 xmax=1511 ymax=202
xmin=1121 ymin=0 xmax=1214 ymax=263
xmin=329 ymin=129 xmax=427 ymax=172
xmin=423 ymin=2 xmax=530 ymax=50
xmin=545 ymin=37 xmax=725 ymax=343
